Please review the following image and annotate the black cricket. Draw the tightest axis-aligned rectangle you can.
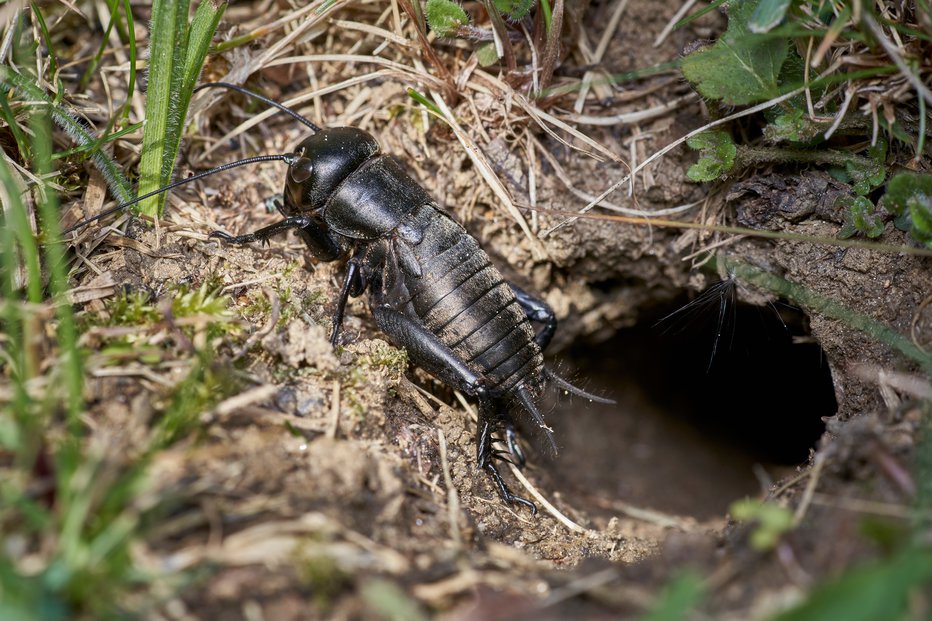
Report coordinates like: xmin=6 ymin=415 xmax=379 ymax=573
xmin=67 ymin=82 xmax=611 ymax=513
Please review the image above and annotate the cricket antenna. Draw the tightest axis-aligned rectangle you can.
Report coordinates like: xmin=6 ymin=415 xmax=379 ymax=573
xmin=62 ymin=153 xmax=296 ymax=235
xmin=195 ymin=82 xmax=322 ymax=133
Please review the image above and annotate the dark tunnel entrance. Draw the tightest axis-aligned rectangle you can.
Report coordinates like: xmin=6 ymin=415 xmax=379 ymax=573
xmin=541 ymin=284 xmax=837 ymax=520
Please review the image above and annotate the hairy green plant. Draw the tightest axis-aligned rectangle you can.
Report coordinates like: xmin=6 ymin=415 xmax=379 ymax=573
xmin=420 ymin=0 xmax=562 ymax=90
xmin=686 ymin=130 xmax=738 ymax=181
xmin=882 ymin=173 xmax=932 ymax=247
xmin=680 ymin=0 xmax=931 ymax=241
xmin=0 ymin=5 xmax=138 ymax=213
xmin=838 ymin=195 xmax=886 ymax=238
xmin=767 ymin=547 xmax=932 ymax=621
xmin=730 ymin=499 xmax=795 ymax=550
xmin=637 ymin=571 xmax=705 ymax=621
xmin=0 ymin=67 xmax=133 ymax=205
xmin=681 ymin=0 xmax=790 ymax=105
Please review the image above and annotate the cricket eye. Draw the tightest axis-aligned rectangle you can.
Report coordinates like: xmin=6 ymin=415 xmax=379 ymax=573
xmin=289 ymin=157 xmax=313 ymax=184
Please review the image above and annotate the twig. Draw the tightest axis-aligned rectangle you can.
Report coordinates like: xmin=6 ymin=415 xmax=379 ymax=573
xmin=204 ymin=383 xmax=280 ymax=421
xmin=794 ymin=452 xmax=825 ymax=525
xmin=327 ymin=379 xmax=341 ymax=439
xmin=561 ymin=94 xmax=698 ymax=126
xmin=531 ymin=134 xmax=700 ymax=217
xmin=862 ymin=11 xmax=932 ymax=107
xmin=438 ymin=430 xmax=463 ymax=549
xmin=543 ymin=61 xmax=843 ymax=235
xmin=482 ymin=0 xmax=515 ymax=74
xmin=654 ymin=0 xmax=700 ymax=47
xmin=809 ymin=493 xmax=926 ymax=519
xmin=232 ymin=287 xmax=279 ymax=360
xmin=823 ymin=85 xmax=855 ymax=139
xmin=538 ymin=0 xmax=563 ymax=91
xmin=452 ymin=392 xmax=591 ymax=534
xmin=394 ymin=0 xmax=454 ymax=96
xmin=429 ymin=91 xmax=548 ymax=260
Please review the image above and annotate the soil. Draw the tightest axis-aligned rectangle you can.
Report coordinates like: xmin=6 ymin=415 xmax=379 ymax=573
xmin=47 ymin=0 xmax=932 ymax=619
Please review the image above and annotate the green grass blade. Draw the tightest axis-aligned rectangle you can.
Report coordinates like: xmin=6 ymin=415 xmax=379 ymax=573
xmin=0 ymin=90 xmax=32 ymax=159
xmin=121 ymin=0 xmax=138 ymax=125
xmin=672 ymin=0 xmax=727 ymax=31
xmin=538 ymin=0 xmax=552 ymax=33
xmin=51 ymin=121 xmax=142 ymax=160
xmin=161 ymin=5 xmax=192 ymax=187
xmin=0 ymin=161 xmax=42 ymax=304
xmin=172 ymin=0 xmax=227 ymax=172
xmin=137 ymin=0 xmax=191 ymax=218
xmin=0 ymin=66 xmax=133 ymax=204
xmin=137 ymin=0 xmax=226 ymax=219
xmin=0 ymin=159 xmax=39 ymax=415
xmin=185 ymin=0 xmax=227 ymax=84
xmin=0 ymin=169 xmax=21 ymax=302
xmin=407 ymin=88 xmax=443 ymax=116
xmin=542 ymin=60 xmax=679 ymax=98
xmin=78 ymin=0 xmax=122 ymax=91
xmin=29 ymin=112 xmax=83 ymax=422
xmin=29 ymin=3 xmax=58 ymax=81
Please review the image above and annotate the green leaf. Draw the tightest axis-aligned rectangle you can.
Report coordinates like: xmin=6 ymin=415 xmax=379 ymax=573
xmin=884 ymin=173 xmax=932 ymax=217
xmin=538 ymin=0 xmax=552 ymax=32
xmin=493 ymin=0 xmax=534 ymax=19
xmin=426 ymin=0 xmax=469 ymax=37
xmin=476 ymin=41 xmax=500 ymax=66
xmin=749 ymin=0 xmax=791 ymax=33
xmin=767 ymin=548 xmax=932 ymax=621
xmin=686 ymin=130 xmax=737 ymax=181
xmin=406 ymin=88 xmax=443 ymax=117
xmin=908 ymin=194 xmax=932 ymax=247
xmin=361 ymin=579 xmax=428 ymax=621
xmin=885 ymin=173 xmax=932 ymax=247
xmin=883 ymin=119 xmax=914 ymax=146
xmin=843 ymin=138 xmax=887 ymax=196
xmin=120 ymin=0 xmax=137 ymax=125
xmin=765 ymin=108 xmax=819 ymax=143
xmin=840 ymin=195 xmax=885 ymax=239
xmin=836 ymin=221 xmax=858 ymax=240
xmin=29 ymin=114 xmax=84 ymax=422
xmin=681 ymin=0 xmax=789 ymax=105
xmin=730 ymin=499 xmax=794 ymax=550
xmin=639 ymin=571 xmax=705 ymax=621
xmin=176 ymin=0 xmax=227 ymax=162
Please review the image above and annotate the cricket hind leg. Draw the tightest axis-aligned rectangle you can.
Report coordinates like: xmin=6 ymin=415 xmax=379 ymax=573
xmin=372 ymin=306 xmax=536 ymax=512
xmin=477 ymin=401 xmax=537 ymax=514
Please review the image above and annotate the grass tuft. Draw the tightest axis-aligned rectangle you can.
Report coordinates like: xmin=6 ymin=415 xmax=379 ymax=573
xmin=136 ymin=0 xmax=227 ymax=218
xmin=0 ymin=67 xmax=133 ymax=205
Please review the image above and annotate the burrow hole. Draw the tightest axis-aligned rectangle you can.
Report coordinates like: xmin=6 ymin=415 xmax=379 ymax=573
xmin=541 ymin=284 xmax=837 ymax=521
